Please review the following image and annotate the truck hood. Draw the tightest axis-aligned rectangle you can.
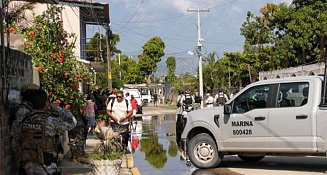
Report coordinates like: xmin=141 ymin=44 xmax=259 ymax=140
xmin=186 ymin=106 xmax=224 ymax=121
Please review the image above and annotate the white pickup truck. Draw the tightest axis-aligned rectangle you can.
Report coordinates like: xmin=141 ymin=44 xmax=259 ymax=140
xmin=180 ymin=76 xmax=327 ymax=168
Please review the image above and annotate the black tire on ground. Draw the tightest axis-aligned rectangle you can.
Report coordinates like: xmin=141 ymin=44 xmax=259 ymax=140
xmin=237 ymin=155 xmax=265 ymax=162
xmin=187 ymin=133 xmax=222 ymax=168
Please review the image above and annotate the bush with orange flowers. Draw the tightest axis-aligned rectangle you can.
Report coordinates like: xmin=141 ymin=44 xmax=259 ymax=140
xmin=22 ymin=6 xmax=93 ymax=158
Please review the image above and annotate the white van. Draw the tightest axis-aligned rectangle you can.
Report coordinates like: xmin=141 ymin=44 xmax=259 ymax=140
xmin=123 ymin=88 xmax=143 ymax=113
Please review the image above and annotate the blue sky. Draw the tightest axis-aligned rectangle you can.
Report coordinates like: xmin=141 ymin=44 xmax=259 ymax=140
xmin=89 ymin=0 xmax=292 ymax=76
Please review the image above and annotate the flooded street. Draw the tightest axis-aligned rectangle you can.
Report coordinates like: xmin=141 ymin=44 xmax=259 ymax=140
xmin=131 ymin=114 xmax=242 ymax=175
xmin=132 ymin=114 xmax=196 ymax=175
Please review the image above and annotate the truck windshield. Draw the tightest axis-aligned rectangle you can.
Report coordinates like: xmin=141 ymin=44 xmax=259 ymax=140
xmin=140 ymin=88 xmax=149 ymax=95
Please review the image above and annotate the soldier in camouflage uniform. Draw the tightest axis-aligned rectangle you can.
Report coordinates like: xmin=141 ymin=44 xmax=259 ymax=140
xmin=11 ymin=86 xmax=77 ymax=175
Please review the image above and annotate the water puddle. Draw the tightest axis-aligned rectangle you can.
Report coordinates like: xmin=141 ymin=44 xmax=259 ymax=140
xmin=132 ymin=114 xmax=241 ymax=175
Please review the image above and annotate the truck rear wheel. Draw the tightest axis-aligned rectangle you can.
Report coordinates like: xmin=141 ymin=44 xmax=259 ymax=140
xmin=188 ymin=133 xmax=222 ymax=168
xmin=237 ymin=155 xmax=265 ymax=162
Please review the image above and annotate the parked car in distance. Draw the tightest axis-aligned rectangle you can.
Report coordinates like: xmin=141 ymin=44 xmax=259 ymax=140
xmin=123 ymin=88 xmax=143 ymax=114
xmin=139 ymin=87 xmax=152 ymax=107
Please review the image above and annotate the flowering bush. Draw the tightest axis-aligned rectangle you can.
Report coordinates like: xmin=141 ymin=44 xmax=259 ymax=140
xmin=23 ymin=6 xmax=93 ymax=114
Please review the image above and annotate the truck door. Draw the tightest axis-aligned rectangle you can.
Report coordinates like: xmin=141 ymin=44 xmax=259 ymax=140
xmin=222 ymin=84 xmax=271 ymax=151
xmin=269 ymin=82 xmax=314 ymax=151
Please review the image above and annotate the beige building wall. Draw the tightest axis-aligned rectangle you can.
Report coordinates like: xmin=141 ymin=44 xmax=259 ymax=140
xmin=10 ymin=2 xmax=82 ymax=58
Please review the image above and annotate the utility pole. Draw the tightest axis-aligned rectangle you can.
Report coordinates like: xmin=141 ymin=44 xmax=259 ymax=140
xmin=188 ymin=8 xmax=209 ymax=109
xmin=106 ymin=23 xmax=112 ymax=91
xmin=118 ymin=53 xmax=121 ymax=80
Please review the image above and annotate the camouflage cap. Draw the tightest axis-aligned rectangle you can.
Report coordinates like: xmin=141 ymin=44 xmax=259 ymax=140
xmin=21 ymin=83 xmax=40 ymax=92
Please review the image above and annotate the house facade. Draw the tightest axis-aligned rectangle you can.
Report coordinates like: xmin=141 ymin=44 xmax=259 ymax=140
xmin=0 ymin=1 xmax=109 ymax=174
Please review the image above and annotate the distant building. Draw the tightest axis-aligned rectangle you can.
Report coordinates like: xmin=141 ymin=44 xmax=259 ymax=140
xmin=259 ymin=62 xmax=324 ymax=80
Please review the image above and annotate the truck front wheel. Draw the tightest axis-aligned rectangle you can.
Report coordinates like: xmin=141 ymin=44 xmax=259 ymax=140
xmin=188 ymin=133 xmax=222 ymax=168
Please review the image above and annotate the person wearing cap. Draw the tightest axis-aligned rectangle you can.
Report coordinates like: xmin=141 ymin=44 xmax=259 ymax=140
xmin=205 ymin=93 xmax=214 ymax=108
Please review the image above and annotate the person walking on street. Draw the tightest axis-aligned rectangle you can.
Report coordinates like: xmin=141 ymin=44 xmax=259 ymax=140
xmin=205 ymin=93 xmax=214 ymax=108
xmin=153 ymin=92 xmax=158 ymax=106
xmin=85 ymin=95 xmax=97 ymax=134
xmin=12 ymin=86 xmax=77 ymax=175
xmin=159 ymin=92 xmax=164 ymax=105
xmin=130 ymin=95 xmax=138 ymax=117
xmin=106 ymin=91 xmax=133 ymax=151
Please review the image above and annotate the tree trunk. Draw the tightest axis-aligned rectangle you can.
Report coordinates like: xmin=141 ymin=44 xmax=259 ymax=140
xmin=319 ymin=33 xmax=325 ymax=63
xmin=248 ymin=64 xmax=252 ymax=83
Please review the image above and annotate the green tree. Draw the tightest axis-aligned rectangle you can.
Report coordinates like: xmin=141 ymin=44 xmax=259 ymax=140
xmin=222 ymin=52 xmax=250 ymax=88
xmin=202 ymin=52 xmax=227 ymax=92
xmin=138 ymin=36 xmax=165 ymax=83
xmin=285 ymin=1 xmax=327 ymax=64
xmin=111 ymin=54 xmax=144 ymax=89
xmin=86 ymin=32 xmax=121 ymax=62
xmin=165 ymin=56 xmax=176 ymax=84
xmin=23 ymin=6 xmax=93 ymax=158
xmin=174 ymin=73 xmax=197 ymax=92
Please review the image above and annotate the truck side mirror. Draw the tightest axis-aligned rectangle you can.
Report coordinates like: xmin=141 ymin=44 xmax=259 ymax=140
xmin=224 ymin=104 xmax=232 ymax=114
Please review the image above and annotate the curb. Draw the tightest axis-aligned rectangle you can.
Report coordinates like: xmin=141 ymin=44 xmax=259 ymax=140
xmin=126 ymin=154 xmax=141 ymax=175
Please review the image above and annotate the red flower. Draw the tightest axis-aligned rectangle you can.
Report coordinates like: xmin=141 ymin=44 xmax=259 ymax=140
xmin=75 ymin=75 xmax=81 ymax=81
xmin=36 ymin=66 xmax=43 ymax=72
xmin=28 ymin=31 xmax=36 ymax=38
xmin=65 ymin=104 xmax=71 ymax=109
xmin=51 ymin=53 xmax=56 ymax=58
xmin=58 ymin=57 xmax=64 ymax=64
xmin=59 ymin=50 xmax=64 ymax=57
xmin=69 ymin=83 xmax=79 ymax=90
xmin=9 ymin=27 xmax=15 ymax=33
xmin=55 ymin=99 xmax=61 ymax=105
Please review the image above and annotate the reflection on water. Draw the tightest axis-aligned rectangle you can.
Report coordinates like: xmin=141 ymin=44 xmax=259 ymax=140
xmin=133 ymin=114 xmax=195 ymax=175
xmin=140 ymin=134 xmax=167 ymax=169
xmin=133 ymin=114 xmax=248 ymax=175
xmin=168 ymin=141 xmax=178 ymax=157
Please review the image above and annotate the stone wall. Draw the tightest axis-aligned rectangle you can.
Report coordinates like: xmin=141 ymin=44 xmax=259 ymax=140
xmin=0 ymin=48 xmax=32 ymax=175
xmin=259 ymin=62 xmax=325 ymax=80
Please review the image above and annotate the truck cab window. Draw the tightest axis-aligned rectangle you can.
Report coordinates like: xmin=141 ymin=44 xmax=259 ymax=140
xmin=277 ymin=82 xmax=309 ymax=107
xmin=232 ymin=85 xmax=270 ymax=113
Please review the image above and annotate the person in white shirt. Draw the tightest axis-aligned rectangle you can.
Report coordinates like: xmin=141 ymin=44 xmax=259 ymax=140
xmin=106 ymin=91 xmax=133 ymax=151
xmin=205 ymin=93 xmax=214 ymax=108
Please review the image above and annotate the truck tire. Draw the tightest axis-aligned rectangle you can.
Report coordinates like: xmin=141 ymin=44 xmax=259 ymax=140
xmin=188 ymin=133 xmax=222 ymax=168
xmin=237 ymin=155 xmax=265 ymax=162
xmin=142 ymin=99 xmax=148 ymax=107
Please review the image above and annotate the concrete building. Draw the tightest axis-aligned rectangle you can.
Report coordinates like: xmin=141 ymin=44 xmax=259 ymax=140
xmin=259 ymin=62 xmax=325 ymax=80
